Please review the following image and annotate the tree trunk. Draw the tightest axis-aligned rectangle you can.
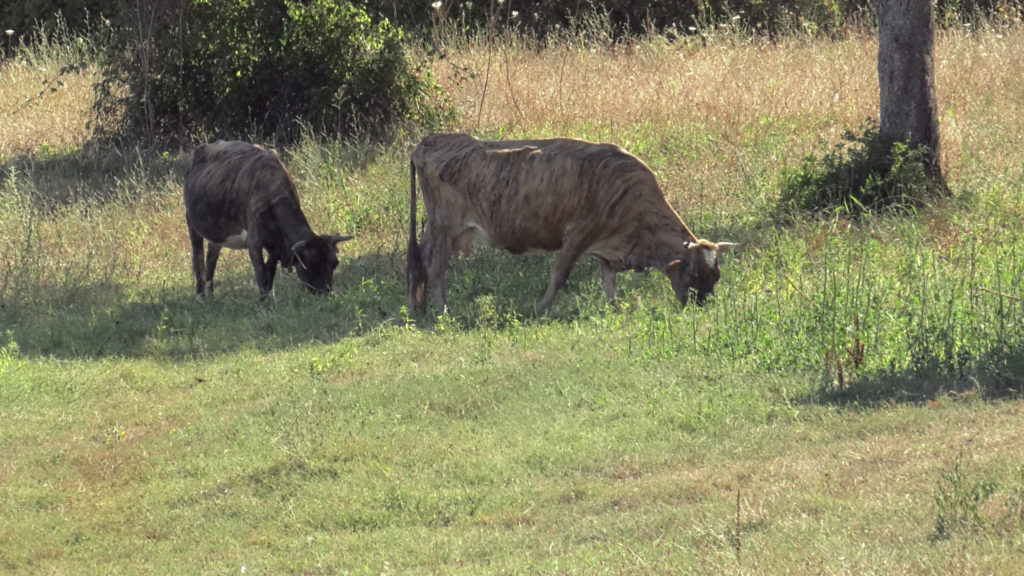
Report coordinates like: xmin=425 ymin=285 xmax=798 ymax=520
xmin=875 ymin=0 xmax=943 ymax=180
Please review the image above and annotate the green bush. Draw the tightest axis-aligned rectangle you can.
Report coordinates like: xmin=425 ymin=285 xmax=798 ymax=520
xmin=96 ymin=0 xmax=450 ymax=144
xmin=776 ymin=121 xmax=946 ymax=217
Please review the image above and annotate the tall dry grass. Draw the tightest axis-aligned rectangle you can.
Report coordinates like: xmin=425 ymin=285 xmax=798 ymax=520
xmin=0 ymin=38 xmax=100 ymax=161
xmin=431 ymin=24 xmax=1024 ymax=184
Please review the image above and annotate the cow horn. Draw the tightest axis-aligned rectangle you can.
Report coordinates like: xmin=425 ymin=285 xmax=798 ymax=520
xmin=291 ymin=240 xmax=307 ymax=253
xmin=714 ymin=241 xmax=741 ymax=252
xmin=331 ymin=234 xmax=354 ymax=245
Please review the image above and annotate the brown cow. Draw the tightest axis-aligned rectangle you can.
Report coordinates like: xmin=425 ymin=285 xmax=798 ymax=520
xmin=184 ymin=140 xmax=352 ymax=301
xmin=406 ymin=133 xmax=735 ymax=316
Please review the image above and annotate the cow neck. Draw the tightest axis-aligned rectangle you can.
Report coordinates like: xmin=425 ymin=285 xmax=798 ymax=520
xmin=641 ymin=211 xmax=698 ymax=272
xmin=271 ymin=196 xmax=316 ymax=252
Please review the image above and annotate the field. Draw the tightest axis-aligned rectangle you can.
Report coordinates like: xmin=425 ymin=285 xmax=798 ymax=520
xmin=2 ymin=21 xmax=1024 ymax=574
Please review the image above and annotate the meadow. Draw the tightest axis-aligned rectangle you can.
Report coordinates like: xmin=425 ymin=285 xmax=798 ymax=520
xmin=2 ymin=20 xmax=1024 ymax=574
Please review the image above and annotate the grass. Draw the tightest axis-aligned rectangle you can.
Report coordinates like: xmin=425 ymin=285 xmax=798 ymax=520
xmin=3 ymin=18 xmax=1024 ymax=574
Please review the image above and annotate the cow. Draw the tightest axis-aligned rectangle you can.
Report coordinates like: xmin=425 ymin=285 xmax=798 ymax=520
xmin=184 ymin=140 xmax=352 ymax=301
xmin=406 ymin=133 xmax=736 ymax=316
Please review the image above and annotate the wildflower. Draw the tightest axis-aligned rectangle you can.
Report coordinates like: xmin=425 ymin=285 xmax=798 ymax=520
xmin=4 ymin=30 xmax=12 ymax=37
xmin=511 ymin=10 xmax=518 ymax=18
xmin=431 ymin=1 xmax=442 ymax=10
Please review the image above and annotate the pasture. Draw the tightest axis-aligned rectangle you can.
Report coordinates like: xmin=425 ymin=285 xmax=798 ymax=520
xmin=2 ymin=22 xmax=1024 ymax=574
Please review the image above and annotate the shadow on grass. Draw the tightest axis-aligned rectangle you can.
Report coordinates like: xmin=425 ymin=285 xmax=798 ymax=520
xmin=807 ymin=347 xmax=1024 ymax=407
xmin=0 ymin=246 xmax=612 ymax=361
xmin=0 ymin=249 xmax=413 ymax=361
xmin=0 ymin=142 xmax=184 ymax=211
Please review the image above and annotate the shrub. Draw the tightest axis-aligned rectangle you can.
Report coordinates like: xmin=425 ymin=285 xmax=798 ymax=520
xmin=96 ymin=0 xmax=450 ymax=145
xmin=776 ymin=121 xmax=947 ymax=217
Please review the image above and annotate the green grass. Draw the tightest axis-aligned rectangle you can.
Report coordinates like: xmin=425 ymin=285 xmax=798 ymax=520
xmin=4 ymin=24 xmax=1024 ymax=575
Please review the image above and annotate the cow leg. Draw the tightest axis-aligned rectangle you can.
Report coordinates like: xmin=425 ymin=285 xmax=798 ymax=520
xmin=248 ymin=243 xmax=275 ymax=303
xmin=188 ymin=226 xmax=207 ymax=300
xmin=204 ymin=244 xmax=222 ymax=298
xmin=538 ymin=244 xmax=584 ymax=314
xmin=600 ymin=259 xmax=618 ymax=305
xmin=421 ymin=224 xmax=452 ymax=314
xmin=264 ymin=253 xmax=280 ymax=298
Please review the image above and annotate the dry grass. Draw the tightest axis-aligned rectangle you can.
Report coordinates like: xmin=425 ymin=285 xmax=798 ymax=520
xmin=432 ymin=25 xmax=1024 ymax=183
xmin=437 ymin=34 xmax=874 ymax=136
xmin=0 ymin=53 xmax=99 ymax=161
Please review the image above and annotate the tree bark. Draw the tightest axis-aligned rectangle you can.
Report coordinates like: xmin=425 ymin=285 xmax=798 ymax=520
xmin=875 ymin=0 xmax=943 ymax=179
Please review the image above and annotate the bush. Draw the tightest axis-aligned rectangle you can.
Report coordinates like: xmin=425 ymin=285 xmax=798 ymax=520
xmin=96 ymin=0 xmax=450 ymax=145
xmin=776 ymin=121 xmax=947 ymax=217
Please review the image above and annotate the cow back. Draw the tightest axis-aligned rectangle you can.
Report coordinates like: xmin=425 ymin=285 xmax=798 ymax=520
xmin=184 ymin=141 xmax=305 ymax=245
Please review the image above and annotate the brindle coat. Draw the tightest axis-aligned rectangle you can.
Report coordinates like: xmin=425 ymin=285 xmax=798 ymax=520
xmin=184 ymin=140 xmax=352 ymax=301
xmin=406 ymin=133 xmax=734 ymax=316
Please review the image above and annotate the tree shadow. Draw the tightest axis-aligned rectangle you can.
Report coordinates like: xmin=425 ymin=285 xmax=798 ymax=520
xmin=0 ymin=242 xmax=614 ymax=361
xmin=0 ymin=142 xmax=184 ymax=211
xmin=0 ymin=249 xmax=413 ymax=361
xmin=1 ymin=227 xmax=711 ymax=361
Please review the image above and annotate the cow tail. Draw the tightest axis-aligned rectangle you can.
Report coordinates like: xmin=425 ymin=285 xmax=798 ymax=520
xmin=406 ymin=157 xmax=428 ymax=316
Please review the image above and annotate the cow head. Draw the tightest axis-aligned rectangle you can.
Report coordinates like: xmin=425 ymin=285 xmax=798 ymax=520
xmin=291 ymin=234 xmax=354 ymax=294
xmin=665 ymin=240 xmax=737 ymax=307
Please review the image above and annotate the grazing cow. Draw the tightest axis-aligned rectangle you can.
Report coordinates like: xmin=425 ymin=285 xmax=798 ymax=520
xmin=184 ymin=140 xmax=352 ymax=301
xmin=406 ymin=133 xmax=735 ymax=316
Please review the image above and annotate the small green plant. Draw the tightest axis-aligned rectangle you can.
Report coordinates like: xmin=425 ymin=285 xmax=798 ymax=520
xmin=777 ymin=121 xmax=946 ymax=217
xmin=934 ymin=451 xmax=998 ymax=538
xmin=105 ymin=424 xmax=129 ymax=445
xmin=0 ymin=331 xmax=20 ymax=374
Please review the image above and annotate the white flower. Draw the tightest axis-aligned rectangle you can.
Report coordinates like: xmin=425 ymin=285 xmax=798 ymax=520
xmin=431 ymin=1 xmax=442 ymax=10
xmin=4 ymin=30 xmax=13 ymax=37
xmin=511 ymin=10 xmax=518 ymax=18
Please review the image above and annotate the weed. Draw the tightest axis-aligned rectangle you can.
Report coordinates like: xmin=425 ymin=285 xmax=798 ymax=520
xmin=0 ymin=330 xmax=19 ymax=375
xmin=934 ymin=451 xmax=998 ymax=538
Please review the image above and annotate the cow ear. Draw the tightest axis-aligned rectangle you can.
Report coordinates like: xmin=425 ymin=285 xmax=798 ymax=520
xmin=666 ymin=259 xmax=683 ymax=274
xmin=331 ymin=234 xmax=354 ymax=246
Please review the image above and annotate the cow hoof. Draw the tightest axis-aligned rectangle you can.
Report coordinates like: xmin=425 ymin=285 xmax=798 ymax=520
xmin=260 ymin=290 xmax=277 ymax=306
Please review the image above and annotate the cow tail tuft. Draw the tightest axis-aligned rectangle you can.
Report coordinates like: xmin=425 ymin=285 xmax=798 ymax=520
xmin=406 ymin=157 xmax=428 ymax=316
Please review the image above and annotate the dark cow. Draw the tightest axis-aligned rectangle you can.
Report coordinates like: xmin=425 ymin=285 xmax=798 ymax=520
xmin=184 ymin=140 xmax=352 ymax=301
xmin=406 ymin=133 xmax=735 ymax=316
